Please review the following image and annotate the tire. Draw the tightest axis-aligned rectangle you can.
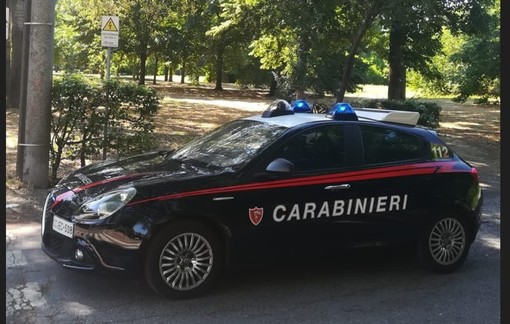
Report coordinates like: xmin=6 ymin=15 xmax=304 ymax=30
xmin=145 ymin=220 xmax=223 ymax=299
xmin=418 ymin=214 xmax=471 ymax=273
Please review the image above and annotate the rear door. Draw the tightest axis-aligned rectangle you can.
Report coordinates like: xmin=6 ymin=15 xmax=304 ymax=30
xmin=348 ymin=124 xmax=432 ymax=245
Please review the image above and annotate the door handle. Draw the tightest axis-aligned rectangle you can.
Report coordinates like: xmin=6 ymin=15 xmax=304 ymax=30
xmin=213 ymin=196 xmax=234 ymax=201
xmin=324 ymin=184 xmax=351 ymax=191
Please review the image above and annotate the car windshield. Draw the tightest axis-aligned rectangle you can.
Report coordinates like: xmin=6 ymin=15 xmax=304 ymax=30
xmin=170 ymin=119 xmax=288 ymax=169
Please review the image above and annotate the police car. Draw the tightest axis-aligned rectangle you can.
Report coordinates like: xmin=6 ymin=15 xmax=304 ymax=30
xmin=41 ymin=99 xmax=482 ymax=299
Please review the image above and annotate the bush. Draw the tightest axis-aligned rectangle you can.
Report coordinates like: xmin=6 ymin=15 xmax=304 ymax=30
xmin=50 ymin=75 xmax=160 ymax=182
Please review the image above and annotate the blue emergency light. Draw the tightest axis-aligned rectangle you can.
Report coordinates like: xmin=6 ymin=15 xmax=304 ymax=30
xmin=291 ymin=99 xmax=312 ymax=113
xmin=327 ymin=102 xmax=358 ymax=121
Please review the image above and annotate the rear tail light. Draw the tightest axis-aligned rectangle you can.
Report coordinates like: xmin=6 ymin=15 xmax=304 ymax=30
xmin=470 ymin=167 xmax=479 ymax=183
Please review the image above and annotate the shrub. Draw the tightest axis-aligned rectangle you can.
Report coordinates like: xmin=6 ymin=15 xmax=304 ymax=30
xmin=50 ymin=75 xmax=160 ymax=182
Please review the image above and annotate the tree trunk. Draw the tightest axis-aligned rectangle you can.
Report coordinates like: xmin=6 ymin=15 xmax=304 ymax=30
xmin=132 ymin=58 xmax=137 ymax=80
xmin=293 ymin=37 xmax=309 ymax=99
xmin=214 ymin=37 xmax=224 ymax=91
xmin=269 ymin=71 xmax=277 ymax=97
xmin=169 ymin=65 xmax=173 ymax=82
xmin=153 ymin=55 xmax=158 ymax=84
xmin=181 ymin=59 xmax=186 ymax=84
xmin=164 ymin=65 xmax=168 ymax=81
xmin=388 ymin=20 xmax=406 ymax=100
xmin=336 ymin=1 xmax=381 ymax=102
xmin=139 ymin=48 xmax=147 ymax=85
xmin=7 ymin=0 xmax=25 ymax=109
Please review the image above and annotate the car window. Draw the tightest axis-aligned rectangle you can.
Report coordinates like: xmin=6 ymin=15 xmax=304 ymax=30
xmin=360 ymin=125 xmax=424 ymax=164
xmin=276 ymin=125 xmax=345 ymax=172
xmin=171 ymin=120 xmax=288 ymax=169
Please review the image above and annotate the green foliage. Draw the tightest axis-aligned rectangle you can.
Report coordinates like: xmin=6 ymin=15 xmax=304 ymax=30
xmin=54 ymin=0 xmax=108 ymax=73
xmin=402 ymin=0 xmax=499 ymax=103
xmin=52 ymin=0 xmax=500 ymax=103
xmin=349 ymin=99 xmax=442 ymax=129
xmin=50 ymin=75 xmax=160 ymax=182
xmin=101 ymin=80 xmax=160 ymax=155
xmin=50 ymin=74 xmax=101 ymax=180
xmin=450 ymin=28 xmax=500 ymax=103
xmin=248 ymin=0 xmax=362 ymax=98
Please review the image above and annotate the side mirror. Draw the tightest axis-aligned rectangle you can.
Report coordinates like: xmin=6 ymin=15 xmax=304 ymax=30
xmin=266 ymin=158 xmax=294 ymax=173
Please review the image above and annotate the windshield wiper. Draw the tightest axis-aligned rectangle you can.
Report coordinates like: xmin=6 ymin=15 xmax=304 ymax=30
xmin=158 ymin=149 xmax=174 ymax=158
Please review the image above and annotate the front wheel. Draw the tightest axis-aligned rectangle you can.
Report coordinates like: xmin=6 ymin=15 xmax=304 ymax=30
xmin=418 ymin=215 xmax=471 ymax=273
xmin=145 ymin=220 xmax=223 ymax=299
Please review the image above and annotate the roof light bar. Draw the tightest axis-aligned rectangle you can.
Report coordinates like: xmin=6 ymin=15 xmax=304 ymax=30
xmin=354 ymin=108 xmax=420 ymax=126
xmin=326 ymin=102 xmax=359 ymax=121
xmin=291 ymin=99 xmax=312 ymax=113
xmin=262 ymin=99 xmax=294 ymax=118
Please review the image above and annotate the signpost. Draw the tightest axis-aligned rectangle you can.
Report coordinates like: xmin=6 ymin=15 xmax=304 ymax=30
xmin=100 ymin=15 xmax=119 ymax=79
xmin=100 ymin=16 xmax=119 ymax=159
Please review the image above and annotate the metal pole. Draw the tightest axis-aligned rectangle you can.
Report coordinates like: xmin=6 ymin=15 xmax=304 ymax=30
xmin=21 ymin=0 xmax=56 ymax=188
xmin=106 ymin=46 xmax=111 ymax=80
xmin=102 ymin=47 xmax=111 ymax=160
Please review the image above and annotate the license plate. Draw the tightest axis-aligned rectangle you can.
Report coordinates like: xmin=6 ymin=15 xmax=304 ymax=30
xmin=52 ymin=216 xmax=74 ymax=238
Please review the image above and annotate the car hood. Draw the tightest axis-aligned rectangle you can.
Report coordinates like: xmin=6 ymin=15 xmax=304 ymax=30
xmin=52 ymin=151 xmax=228 ymax=199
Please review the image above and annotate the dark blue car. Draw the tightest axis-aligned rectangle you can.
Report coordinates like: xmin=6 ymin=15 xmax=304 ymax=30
xmin=42 ymin=100 xmax=483 ymax=299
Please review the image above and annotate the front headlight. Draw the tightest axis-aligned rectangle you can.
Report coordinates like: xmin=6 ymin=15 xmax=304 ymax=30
xmin=72 ymin=188 xmax=137 ymax=224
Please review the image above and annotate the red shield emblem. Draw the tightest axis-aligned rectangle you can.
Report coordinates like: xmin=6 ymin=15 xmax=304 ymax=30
xmin=248 ymin=207 xmax=264 ymax=225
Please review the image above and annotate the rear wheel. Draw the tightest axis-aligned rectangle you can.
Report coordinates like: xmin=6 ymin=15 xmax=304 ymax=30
xmin=145 ymin=220 xmax=223 ymax=299
xmin=418 ymin=215 xmax=471 ymax=273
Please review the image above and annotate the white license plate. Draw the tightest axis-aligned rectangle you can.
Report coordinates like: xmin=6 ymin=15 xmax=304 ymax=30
xmin=52 ymin=216 xmax=74 ymax=238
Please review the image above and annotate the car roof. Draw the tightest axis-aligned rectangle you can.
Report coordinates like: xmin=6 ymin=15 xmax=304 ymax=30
xmin=244 ymin=113 xmax=326 ymax=128
xmin=244 ymin=108 xmax=420 ymax=129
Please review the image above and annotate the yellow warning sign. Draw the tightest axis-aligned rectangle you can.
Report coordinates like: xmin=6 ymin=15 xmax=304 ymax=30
xmin=101 ymin=16 xmax=119 ymax=47
xmin=103 ymin=18 xmax=118 ymax=32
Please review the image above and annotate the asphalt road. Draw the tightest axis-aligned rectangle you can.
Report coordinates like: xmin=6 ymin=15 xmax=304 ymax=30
xmin=5 ymin=191 xmax=501 ymax=324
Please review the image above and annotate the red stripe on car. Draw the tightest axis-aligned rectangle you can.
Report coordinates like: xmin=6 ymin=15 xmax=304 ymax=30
xmin=127 ymin=161 xmax=460 ymax=206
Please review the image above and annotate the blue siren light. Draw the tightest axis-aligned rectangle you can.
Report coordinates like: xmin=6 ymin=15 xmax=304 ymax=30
xmin=262 ymin=99 xmax=294 ymax=118
xmin=327 ymin=102 xmax=358 ymax=121
xmin=291 ymin=99 xmax=312 ymax=113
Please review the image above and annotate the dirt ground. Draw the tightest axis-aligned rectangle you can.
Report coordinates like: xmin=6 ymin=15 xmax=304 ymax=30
xmin=5 ymin=84 xmax=501 ymax=225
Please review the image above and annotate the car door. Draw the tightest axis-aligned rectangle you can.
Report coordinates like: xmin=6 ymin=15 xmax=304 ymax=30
xmin=231 ymin=123 xmax=364 ymax=260
xmin=347 ymin=124 xmax=432 ymax=246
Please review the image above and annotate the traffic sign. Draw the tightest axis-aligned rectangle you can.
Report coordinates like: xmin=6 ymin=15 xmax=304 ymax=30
xmin=101 ymin=16 xmax=119 ymax=47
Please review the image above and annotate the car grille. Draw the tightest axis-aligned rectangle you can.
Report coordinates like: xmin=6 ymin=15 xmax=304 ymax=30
xmin=42 ymin=232 xmax=65 ymax=256
xmin=42 ymin=193 xmax=72 ymax=257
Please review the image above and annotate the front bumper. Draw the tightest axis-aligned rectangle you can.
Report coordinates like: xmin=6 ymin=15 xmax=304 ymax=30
xmin=41 ymin=194 xmax=145 ymax=275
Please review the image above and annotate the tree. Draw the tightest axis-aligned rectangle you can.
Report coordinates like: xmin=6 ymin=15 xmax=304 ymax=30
xmin=335 ymin=0 xmax=383 ymax=102
xmin=206 ymin=0 xmax=263 ymax=90
xmin=119 ymin=0 xmax=170 ymax=85
xmin=381 ymin=0 xmax=492 ymax=100
xmin=450 ymin=0 xmax=500 ymax=102
xmin=249 ymin=0 xmax=349 ymax=99
xmin=163 ymin=0 xmax=212 ymax=85
xmin=7 ymin=0 xmax=25 ymax=109
xmin=54 ymin=0 xmax=124 ymax=75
